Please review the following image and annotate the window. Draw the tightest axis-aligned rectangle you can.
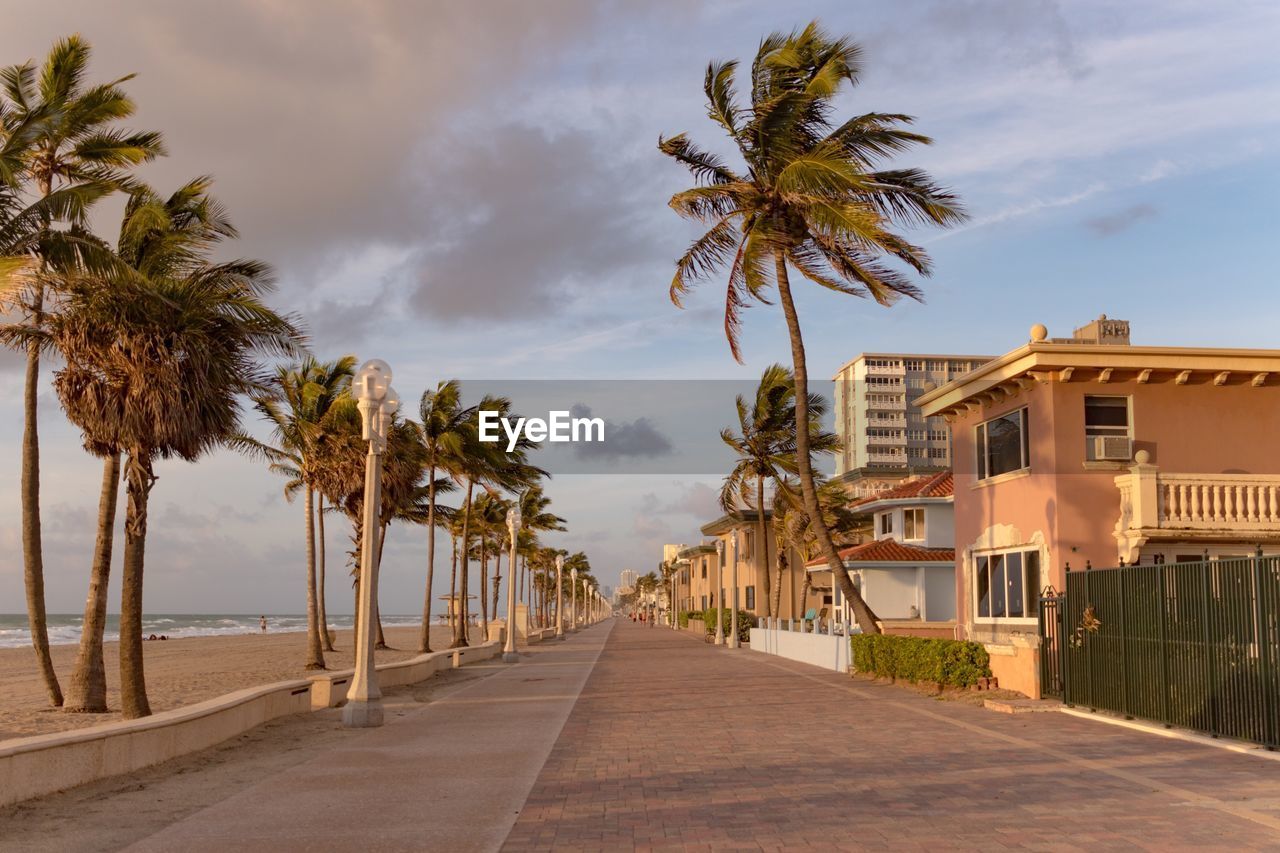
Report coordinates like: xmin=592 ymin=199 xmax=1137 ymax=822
xmin=701 ymin=560 xmax=707 ymax=579
xmin=701 ymin=595 xmax=707 ymax=610
xmin=1085 ymin=396 xmax=1131 ymax=460
xmin=975 ymin=408 xmax=1029 ymax=480
xmin=879 ymin=513 xmax=893 ymax=535
xmin=745 ymin=586 xmax=756 ymax=610
xmin=904 ymin=359 xmax=924 ymax=371
xmin=974 ymin=549 xmax=1041 ymax=620
xmin=903 ymin=508 xmax=925 ymax=540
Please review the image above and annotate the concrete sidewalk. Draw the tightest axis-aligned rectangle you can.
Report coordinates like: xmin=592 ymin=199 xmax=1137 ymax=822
xmin=125 ymin=623 xmax=613 ymax=853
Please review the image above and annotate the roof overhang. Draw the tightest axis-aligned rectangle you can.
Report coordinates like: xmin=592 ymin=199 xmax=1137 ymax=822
xmin=916 ymin=343 xmax=1280 ymax=420
xmin=853 ymin=495 xmax=954 ymax=515
xmin=700 ymin=510 xmax=769 ymax=536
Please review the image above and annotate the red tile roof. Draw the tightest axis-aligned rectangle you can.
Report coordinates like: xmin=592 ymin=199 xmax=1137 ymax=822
xmin=852 ymin=471 xmax=953 ymax=507
xmin=805 ymin=538 xmax=955 ymax=567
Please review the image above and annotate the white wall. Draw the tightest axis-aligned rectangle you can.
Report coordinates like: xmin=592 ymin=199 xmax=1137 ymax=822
xmin=749 ymin=622 xmax=851 ymax=672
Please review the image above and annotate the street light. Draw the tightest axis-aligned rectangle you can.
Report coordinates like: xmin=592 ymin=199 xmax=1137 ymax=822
xmin=503 ymin=504 xmax=522 ymax=663
xmin=713 ymin=540 xmax=725 ymax=646
xmin=729 ymin=529 xmax=740 ymax=649
xmin=583 ymin=578 xmax=591 ymax=625
xmin=555 ymin=554 xmax=566 ymax=640
xmin=570 ymin=565 xmax=578 ymax=633
xmin=343 ymin=359 xmax=397 ymax=728
xmin=671 ymin=569 xmax=677 ymax=631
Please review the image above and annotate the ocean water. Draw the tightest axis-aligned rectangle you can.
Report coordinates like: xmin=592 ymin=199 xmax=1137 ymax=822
xmin=0 ymin=613 xmax=423 ymax=649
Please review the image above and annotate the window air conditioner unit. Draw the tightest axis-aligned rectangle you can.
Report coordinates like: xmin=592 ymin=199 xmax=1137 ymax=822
xmin=1093 ymin=436 xmax=1132 ymax=461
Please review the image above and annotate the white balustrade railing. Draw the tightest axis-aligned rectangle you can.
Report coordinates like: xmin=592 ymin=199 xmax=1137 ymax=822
xmin=1158 ymin=474 xmax=1280 ymax=529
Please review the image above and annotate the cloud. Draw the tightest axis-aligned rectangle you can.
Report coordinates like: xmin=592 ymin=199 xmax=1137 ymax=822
xmin=569 ymin=403 xmax=673 ymax=460
xmin=408 ymin=124 xmax=666 ymax=323
xmin=1084 ymin=203 xmax=1157 ymax=237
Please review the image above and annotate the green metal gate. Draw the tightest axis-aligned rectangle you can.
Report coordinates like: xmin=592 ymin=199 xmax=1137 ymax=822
xmin=1038 ymin=552 xmax=1279 ymax=748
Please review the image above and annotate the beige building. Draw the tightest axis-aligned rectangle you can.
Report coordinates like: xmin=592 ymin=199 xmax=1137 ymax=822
xmin=832 ymin=351 xmax=992 ymax=498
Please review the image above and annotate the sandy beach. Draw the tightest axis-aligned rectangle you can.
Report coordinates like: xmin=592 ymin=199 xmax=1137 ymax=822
xmin=0 ymin=624 xmax=480 ymax=741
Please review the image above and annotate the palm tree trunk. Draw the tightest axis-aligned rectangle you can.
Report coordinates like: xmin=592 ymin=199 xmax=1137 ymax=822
xmin=756 ymin=475 xmax=771 ymax=617
xmin=774 ymin=253 xmax=880 ymax=635
xmin=492 ymin=549 xmax=502 ymax=625
xmin=317 ymin=493 xmax=334 ymax=651
xmin=375 ymin=523 xmax=389 ymax=649
xmin=21 ymin=312 xmax=61 ymax=707
xmin=66 ymin=452 xmax=121 ymax=712
xmin=448 ymin=531 xmax=457 ymax=629
xmin=479 ymin=541 xmax=489 ymax=637
xmin=451 ymin=480 xmax=474 ymax=648
xmin=120 ymin=454 xmax=155 ymax=719
xmin=419 ymin=462 xmax=437 ymax=653
xmin=771 ymin=542 xmax=785 ymax=622
xmin=303 ymin=488 xmax=325 ymax=669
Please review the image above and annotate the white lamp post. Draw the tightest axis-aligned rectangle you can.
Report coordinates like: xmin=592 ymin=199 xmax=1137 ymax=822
xmin=570 ymin=565 xmax=578 ymax=633
xmin=555 ymin=554 xmax=566 ymax=640
xmin=502 ymin=504 xmax=522 ymax=662
xmin=343 ymin=359 xmax=397 ymax=728
xmin=713 ymin=540 xmax=725 ymax=646
xmin=729 ymin=529 xmax=740 ymax=649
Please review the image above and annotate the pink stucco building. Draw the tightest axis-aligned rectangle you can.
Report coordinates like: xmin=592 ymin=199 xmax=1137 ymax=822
xmin=916 ymin=317 xmax=1280 ymax=696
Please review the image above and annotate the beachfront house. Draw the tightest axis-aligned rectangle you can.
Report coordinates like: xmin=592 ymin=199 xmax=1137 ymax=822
xmin=916 ymin=316 xmax=1280 ymax=696
xmin=807 ymin=470 xmax=957 ymax=636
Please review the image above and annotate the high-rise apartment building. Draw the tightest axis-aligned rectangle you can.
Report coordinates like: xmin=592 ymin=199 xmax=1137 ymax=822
xmin=832 ymin=352 xmax=994 ymax=496
xmin=619 ymin=569 xmax=638 ymax=592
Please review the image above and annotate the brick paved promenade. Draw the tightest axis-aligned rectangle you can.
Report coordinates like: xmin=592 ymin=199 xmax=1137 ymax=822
xmin=503 ymin=620 xmax=1280 ymax=852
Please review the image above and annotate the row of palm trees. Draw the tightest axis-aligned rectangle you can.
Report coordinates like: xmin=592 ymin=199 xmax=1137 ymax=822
xmin=0 ymin=36 xmax=302 ymax=716
xmin=243 ymin=366 xmax=591 ymax=674
xmin=0 ymin=36 xmax=593 ymax=719
xmin=661 ymin=21 xmax=968 ymax=633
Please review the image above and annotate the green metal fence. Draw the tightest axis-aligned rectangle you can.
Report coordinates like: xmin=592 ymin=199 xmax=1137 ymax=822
xmin=1039 ymin=553 xmax=1279 ymax=748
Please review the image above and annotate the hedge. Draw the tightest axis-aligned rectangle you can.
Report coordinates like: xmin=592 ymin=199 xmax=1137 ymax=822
xmin=700 ymin=608 xmax=754 ymax=643
xmin=850 ymin=634 xmax=991 ymax=688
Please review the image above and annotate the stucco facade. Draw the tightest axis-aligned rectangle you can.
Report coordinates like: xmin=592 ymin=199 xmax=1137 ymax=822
xmin=919 ymin=326 xmax=1280 ymax=695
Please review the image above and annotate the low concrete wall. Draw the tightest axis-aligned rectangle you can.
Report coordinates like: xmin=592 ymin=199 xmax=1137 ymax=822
xmin=687 ymin=618 xmax=707 ymax=637
xmin=985 ymin=638 xmax=1040 ymax=699
xmin=0 ymin=640 xmax=501 ymax=808
xmin=749 ymin=623 xmax=851 ymax=673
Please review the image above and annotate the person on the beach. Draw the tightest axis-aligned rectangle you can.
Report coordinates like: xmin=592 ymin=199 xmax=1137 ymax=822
xmin=260 ymin=616 xmax=267 ymax=633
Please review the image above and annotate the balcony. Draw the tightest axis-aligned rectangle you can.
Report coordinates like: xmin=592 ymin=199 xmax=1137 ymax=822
xmin=1113 ymin=454 xmax=1280 ymax=562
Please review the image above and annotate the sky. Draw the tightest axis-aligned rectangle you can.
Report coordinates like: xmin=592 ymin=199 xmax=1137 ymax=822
xmin=1 ymin=0 xmax=1277 ymax=615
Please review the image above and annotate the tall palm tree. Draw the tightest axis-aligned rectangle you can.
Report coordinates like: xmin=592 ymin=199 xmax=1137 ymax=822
xmin=416 ymin=380 xmax=475 ymax=653
xmin=245 ymin=355 xmax=355 ymax=670
xmin=720 ymin=363 xmax=838 ymax=617
xmin=34 ymin=243 xmax=300 ymax=718
xmin=59 ymin=179 xmax=236 ymax=711
xmin=660 ymin=21 xmax=965 ymax=633
xmin=2 ymin=35 xmax=164 ymax=705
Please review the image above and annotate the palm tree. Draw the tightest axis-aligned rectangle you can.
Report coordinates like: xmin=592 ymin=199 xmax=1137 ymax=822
xmin=774 ymin=478 xmax=863 ymax=619
xmin=660 ymin=22 xmax=965 ymax=633
xmin=720 ymin=363 xmax=838 ymax=617
xmin=416 ymin=380 xmax=476 ymax=653
xmin=245 ymin=356 xmax=355 ymax=670
xmin=1 ymin=35 xmax=164 ymax=705
xmin=34 ymin=234 xmax=300 ymax=718
xmin=57 ymin=179 xmax=236 ymax=711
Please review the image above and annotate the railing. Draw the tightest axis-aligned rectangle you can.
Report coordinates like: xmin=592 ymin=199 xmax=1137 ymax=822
xmin=1158 ymin=474 xmax=1280 ymax=528
xmin=1114 ymin=464 xmax=1280 ymax=563
xmin=1039 ymin=555 xmax=1279 ymax=748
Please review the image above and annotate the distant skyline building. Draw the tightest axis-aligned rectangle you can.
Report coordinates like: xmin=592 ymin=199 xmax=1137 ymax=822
xmin=832 ymin=352 xmax=993 ymax=497
xmin=620 ymin=569 xmax=637 ymax=591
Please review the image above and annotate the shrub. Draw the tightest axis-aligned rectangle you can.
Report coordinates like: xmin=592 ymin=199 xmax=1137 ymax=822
xmin=700 ymin=608 xmax=754 ymax=643
xmin=850 ymin=633 xmax=991 ymax=689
